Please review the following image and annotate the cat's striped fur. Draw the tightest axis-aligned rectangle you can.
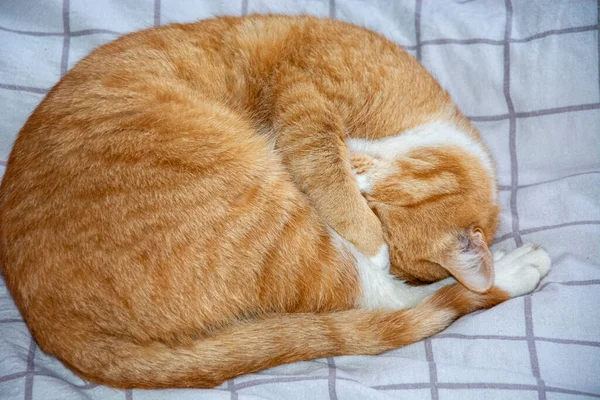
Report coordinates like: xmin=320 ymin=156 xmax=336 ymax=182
xmin=0 ymin=15 xmax=550 ymax=389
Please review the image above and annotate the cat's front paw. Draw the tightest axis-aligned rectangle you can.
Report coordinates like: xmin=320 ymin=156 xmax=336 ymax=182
xmin=350 ymin=153 xmax=377 ymax=193
xmin=369 ymin=243 xmax=390 ymax=271
xmin=493 ymin=243 xmax=551 ymax=297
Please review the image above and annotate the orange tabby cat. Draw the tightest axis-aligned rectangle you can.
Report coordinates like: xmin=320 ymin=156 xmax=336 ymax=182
xmin=0 ymin=15 xmax=551 ymax=389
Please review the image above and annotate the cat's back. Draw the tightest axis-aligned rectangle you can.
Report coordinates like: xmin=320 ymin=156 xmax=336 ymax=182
xmin=14 ymin=14 xmax=442 ymax=138
xmin=0 ymin=14 xmax=365 ymax=345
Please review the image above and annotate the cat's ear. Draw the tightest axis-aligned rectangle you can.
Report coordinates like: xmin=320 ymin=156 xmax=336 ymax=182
xmin=441 ymin=228 xmax=494 ymax=293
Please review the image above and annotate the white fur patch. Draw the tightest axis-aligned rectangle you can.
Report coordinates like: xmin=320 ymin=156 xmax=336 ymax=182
xmin=352 ymin=158 xmax=398 ymax=195
xmin=328 ymin=228 xmax=455 ymax=310
xmin=354 ymin=171 xmax=372 ymax=192
xmin=369 ymin=244 xmax=390 ymax=271
xmin=493 ymin=244 xmax=551 ymax=297
xmin=347 ymin=121 xmax=497 ymax=201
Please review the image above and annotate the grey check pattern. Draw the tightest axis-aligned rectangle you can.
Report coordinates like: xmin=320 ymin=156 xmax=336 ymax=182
xmin=0 ymin=1 xmax=599 ymax=399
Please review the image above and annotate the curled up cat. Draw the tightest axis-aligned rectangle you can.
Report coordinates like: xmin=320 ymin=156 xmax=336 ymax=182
xmin=0 ymin=15 xmax=551 ymax=389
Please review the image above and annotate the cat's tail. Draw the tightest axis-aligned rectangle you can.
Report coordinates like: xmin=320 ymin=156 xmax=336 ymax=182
xmin=64 ymin=283 xmax=508 ymax=389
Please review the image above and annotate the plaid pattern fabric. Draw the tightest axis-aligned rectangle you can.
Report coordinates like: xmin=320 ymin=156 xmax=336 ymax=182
xmin=0 ymin=1 xmax=599 ymax=399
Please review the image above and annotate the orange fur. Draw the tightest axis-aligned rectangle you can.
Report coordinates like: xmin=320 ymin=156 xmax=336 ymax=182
xmin=0 ymin=15 xmax=508 ymax=389
xmin=366 ymin=146 xmax=499 ymax=286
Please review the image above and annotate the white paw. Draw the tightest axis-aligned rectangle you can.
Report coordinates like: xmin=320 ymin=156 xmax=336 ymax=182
xmin=493 ymin=244 xmax=551 ymax=297
xmin=369 ymin=244 xmax=390 ymax=271
xmin=354 ymin=171 xmax=372 ymax=193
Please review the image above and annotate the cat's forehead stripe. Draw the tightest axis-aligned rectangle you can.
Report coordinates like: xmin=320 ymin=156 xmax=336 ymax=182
xmin=347 ymin=121 xmax=497 ymax=201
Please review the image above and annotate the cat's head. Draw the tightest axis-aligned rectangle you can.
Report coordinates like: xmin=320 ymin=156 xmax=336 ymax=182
xmin=349 ymin=123 xmax=499 ymax=293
